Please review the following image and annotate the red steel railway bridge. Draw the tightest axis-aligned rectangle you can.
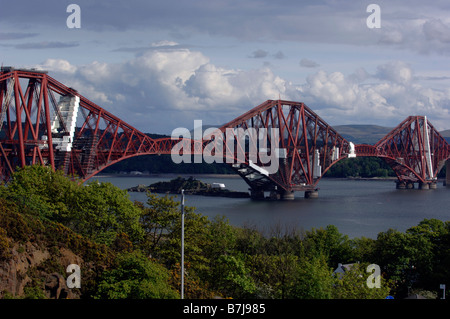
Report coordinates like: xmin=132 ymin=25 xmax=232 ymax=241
xmin=1 ymin=67 xmax=450 ymax=199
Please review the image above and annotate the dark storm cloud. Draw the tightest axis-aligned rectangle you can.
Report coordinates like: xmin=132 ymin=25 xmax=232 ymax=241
xmin=3 ymin=0 xmax=450 ymax=55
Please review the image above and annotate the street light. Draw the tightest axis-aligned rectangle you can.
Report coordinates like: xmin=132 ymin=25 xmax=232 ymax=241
xmin=181 ymin=189 xmax=185 ymax=299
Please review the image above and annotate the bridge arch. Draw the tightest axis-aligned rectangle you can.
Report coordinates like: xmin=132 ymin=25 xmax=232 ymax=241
xmin=1 ymin=67 xmax=449 ymax=199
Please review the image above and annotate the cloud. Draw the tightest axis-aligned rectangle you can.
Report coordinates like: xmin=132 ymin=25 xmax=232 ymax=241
xmin=0 ymin=32 xmax=38 ymax=40
xmin=36 ymin=46 xmax=296 ymax=132
xmin=423 ymin=19 xmax=450 ymax=43
xmin=300 ymin=58 xmax=320 ymax=68
xmin=273 ymin=51 xmax=286 ymax=59
xmin=249 ymin=50 xmax=286 ymax=60
xmin=376 ymin=61 xmax=413 ymax=85
xmin=3 ymin=0 xmax=450 ymax=57
xmin=297 ymin=62 xmax=450 ymax=129
xmin=39 ymin=59 xmax=77 ymax=73
xmin=376 ymin=15 xmax=450 ymax=55
xmin=15 ymin=41 xmax=79 ymax=49
xmin=249 ymin=49 xmax=269 ymax=59
xmin=151 ymin=40 xmax=180 ymax=48
xmin=35 ymin=47 xmax=450 ymax=133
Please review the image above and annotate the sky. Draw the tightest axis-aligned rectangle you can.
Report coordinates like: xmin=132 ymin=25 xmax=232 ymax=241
xmin=1 ymin=0 xmax=450 ymax=134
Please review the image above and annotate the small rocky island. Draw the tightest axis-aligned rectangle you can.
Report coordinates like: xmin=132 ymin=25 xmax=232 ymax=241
xmin=127 ymin=177 xmax=250 ymax=198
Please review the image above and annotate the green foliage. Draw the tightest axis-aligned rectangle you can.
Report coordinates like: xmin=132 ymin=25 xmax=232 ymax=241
xmin=140 ymin=192 xmax=211 ymax=273
xmin=0 ymin=227 xmax=10 ymax=260
xmin=94 ymin=251 xmax=179 ymax=299
xmin=247 ymin=253 xmax=299 ymax=299
xmin=103 ymin=154 xmax=234 ymax=175
xmin=288 ymin=255 xmax=334 ymax=299
xmin=211 ymin=254 xmax=257 ymax=298
xmin=1 ymin=164 xmax=449 ymax=299
xmin=139 ymin=193 xmax=184 ymax=257
xmin=4 ymin=165 xmax=79 ymax=220
xmin=326 ymin=157 xmax=395 ymax=178
xmin=1 ymin=165 xmax=144 ymax=248
xmin=0 ymin=198 xmax=36 ymax=244
xmin=332 ymin=263 xmax=393 ymax=299
xmin=70 ymin=181 xmax=144 ymax=246
xmin=303 ymin=225 xmax=354 ymax=267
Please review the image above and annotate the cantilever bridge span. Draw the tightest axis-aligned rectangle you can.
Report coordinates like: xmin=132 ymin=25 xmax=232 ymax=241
xmin=1 ymin=67 xmax=450 ymax=199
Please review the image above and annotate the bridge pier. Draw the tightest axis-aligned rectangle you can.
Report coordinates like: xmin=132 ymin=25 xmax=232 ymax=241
xmin=269 ymin=190 xmax=281 ymax=200
xmin=396 ymin=181 xmax=418 ymax=189
xmin=446 ymin=160 xmax=450 ymax=187
xmin=305 ymin=190 xmax=319 ymax=199
xmin=280 ymin=190 xmax=295 ymax=200
xmin=418 ymin=182 xmax=429 ymax=190
xmin=250 ymin=189 xmax=265 ymax=200
xmin=396 ymin=181 xmax=406 ymax=189
xmin=397 ymin=181 xmax=438 ymax=190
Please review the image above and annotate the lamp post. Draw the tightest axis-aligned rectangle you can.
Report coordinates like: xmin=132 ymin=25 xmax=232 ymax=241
xmin=181 ymin=189 xmax=185 ymax=299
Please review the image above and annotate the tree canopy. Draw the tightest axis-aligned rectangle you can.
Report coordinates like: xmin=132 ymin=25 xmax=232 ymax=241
xmin=1 ymin=165 xmax=448 ymax=299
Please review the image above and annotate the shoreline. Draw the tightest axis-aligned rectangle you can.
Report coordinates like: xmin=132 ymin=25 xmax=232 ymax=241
xmin=95 ymin=173 xmax=446 ymax=183
xmin=95 ymin=173 xmax=242 ymax=179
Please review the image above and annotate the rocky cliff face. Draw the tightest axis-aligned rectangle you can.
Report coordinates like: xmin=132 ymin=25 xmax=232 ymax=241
xmin=0 ymin=241 xmax=83 ymax=299
xmin=0 ymin=202 xmax=113 ymax=300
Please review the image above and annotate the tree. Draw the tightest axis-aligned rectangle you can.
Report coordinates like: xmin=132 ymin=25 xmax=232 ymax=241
xmin=247 ymin=253 xmax=298 ymax=299
xmin=140 ymin=192 xmax=211 ymax=274
xmin=94 ymin=251 xmax=179 ymax=299
xmin=1 ymin=165 xmax=143 ymax=247
xmin=332 ymin=263 xmax=392 ymax=299
xmin=210 ymin=254 xmax=256 ymax=298
xmin=206 ymin=215 xmax=237 ymax=258
xmin=406 ymin=219 xmax=448 ymax=289
xmin=302 ymin=225 xmax=354 ymax=267
xmin=70 ymin=181 xmax=144 ymax=246
xmin=139 ymin=193 xmax=184 ymax=257
xmin=287 ymin=255 xmax=334 ymax=299
xmin=3 ymin=165 xmax=79 ymax=220
xmin=350 ymin=236 xmax=377 ymax=263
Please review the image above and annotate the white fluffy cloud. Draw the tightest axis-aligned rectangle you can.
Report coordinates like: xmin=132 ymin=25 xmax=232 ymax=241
xmin=37 ymin=50 xmax=450 ymax=133
xmin=37 ymin=46 xmax=295 ymax=132
xmin=297 ymin=61 xmax=450 ymax=128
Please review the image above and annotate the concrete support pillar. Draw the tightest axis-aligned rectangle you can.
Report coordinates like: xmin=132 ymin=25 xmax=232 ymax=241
xmin=446 ymin=159 xmax=450 ymax=187
xmin=419 ymin=182 xmax=430 ymax=190
xmin=250 ymin=189 xmax=265 ymax=200
xmin=305 ymin=190 xmax=319 ymax=199
xmin=269 ymin=190 xmax=281 ymax=200
xmin=429 ymin=182 xmax=437 ymax=189
xmin=281 ymin=190 xmax=295 ymax=200
xmin=406 ymin=182 xmax=415 ymax=189
xmin=396 ymin=181 xmax=406 ymax=189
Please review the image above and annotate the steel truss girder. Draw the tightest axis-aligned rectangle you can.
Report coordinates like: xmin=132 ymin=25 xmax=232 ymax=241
xmin=0 ymin=68 xmax=162 ymax=181
xmin=212 ymin=100 xmax=351 ymax=193
xmin=355 ymin=116 xmax=450 ymax=184
xmin=3 ymin=68 xmax=450 ymax=194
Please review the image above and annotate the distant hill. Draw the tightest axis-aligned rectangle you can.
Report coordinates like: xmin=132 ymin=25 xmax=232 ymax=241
xmin=440 ymin=130 xmax=450 ymax=138
xmin=439 ymin=130 xmax=450 ymax=144
xmin=334 ymin=125 xmax=392 ymax=145
xmin=334 ymin=125 xmax=450 ymax=145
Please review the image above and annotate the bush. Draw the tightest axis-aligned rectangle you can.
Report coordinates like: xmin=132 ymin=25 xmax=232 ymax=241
xmin=94 ymin=251 xmax=179 ymax=299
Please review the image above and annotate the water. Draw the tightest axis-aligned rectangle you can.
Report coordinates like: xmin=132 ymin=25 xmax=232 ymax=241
xmin=90 ymin=175 xmax=450 ymax=239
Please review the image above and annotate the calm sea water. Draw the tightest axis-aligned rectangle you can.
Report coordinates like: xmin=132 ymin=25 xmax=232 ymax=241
xmin=90 ymin=175 xmax=450 ymax=239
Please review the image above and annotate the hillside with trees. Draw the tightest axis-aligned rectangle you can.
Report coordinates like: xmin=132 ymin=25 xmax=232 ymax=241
xmin=0 ymin=166 xmax=449 ymax=300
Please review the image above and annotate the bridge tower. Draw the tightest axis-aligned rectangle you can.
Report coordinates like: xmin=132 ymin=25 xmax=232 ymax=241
xmin=355 ymin=116 xmax=450 ymax=189
xmin=210 ymin=100 xmax=352 ymax=199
